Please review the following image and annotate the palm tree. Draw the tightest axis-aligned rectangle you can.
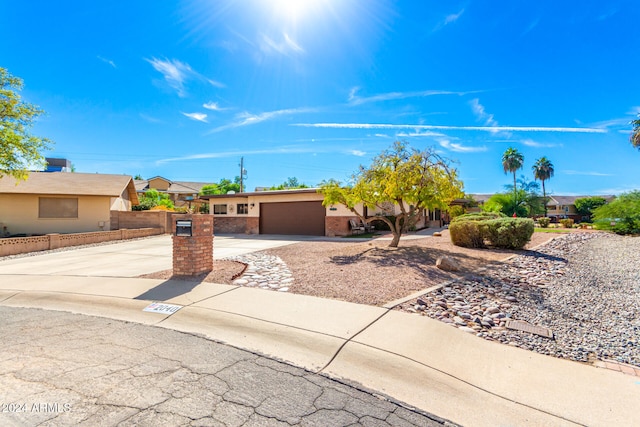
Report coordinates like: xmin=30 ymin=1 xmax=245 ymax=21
xmin=502 ymin=147 xmax=524 ymax=216
xmin=631 ymin=115 xmax=640 ymax=149
xmin=532 ymin=157 xmax=554 ymax=217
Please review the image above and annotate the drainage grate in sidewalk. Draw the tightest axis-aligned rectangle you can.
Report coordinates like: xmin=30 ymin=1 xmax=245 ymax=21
xmin=505 ymin=319 xmax=554 ymax=339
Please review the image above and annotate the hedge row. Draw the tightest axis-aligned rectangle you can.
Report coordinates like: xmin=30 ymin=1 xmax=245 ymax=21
xmin=449 ymin=214 xmax=534 ymax=249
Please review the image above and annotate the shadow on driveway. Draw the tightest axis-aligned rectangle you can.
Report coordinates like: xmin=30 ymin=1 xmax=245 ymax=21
xmin=134 ymin=277 xmax=203 ymax=301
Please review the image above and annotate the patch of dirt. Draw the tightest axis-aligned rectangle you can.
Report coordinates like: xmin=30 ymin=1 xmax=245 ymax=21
xmin=262 ymin=230 xmax=555 ymax=306
xmin=138 ymin=260 xmax=246 ymax=285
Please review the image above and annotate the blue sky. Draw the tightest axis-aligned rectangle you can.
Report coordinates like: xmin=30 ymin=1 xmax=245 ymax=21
xmin=2 ymin=1 xmax=639 ymax=195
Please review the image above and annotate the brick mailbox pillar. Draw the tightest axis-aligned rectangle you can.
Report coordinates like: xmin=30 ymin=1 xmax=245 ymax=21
xmin=172 ymin=214 xmax=214 ymax=276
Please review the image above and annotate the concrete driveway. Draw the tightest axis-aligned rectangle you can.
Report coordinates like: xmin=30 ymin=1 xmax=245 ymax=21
xmin=0 ymin=233 xmax=319 ymax=277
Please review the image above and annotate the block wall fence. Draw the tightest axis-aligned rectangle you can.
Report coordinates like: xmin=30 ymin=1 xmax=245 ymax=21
xmin=0 ymin=228 xmax=163 ymax=257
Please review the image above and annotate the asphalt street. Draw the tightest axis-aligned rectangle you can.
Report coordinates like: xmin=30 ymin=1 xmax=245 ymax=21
xmin=0 ymin=306 xmax=450 ymax=427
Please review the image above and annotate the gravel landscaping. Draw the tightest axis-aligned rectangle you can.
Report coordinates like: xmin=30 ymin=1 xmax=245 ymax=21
xmin=398 ymin=232 xmax=640 ymax=367
xmin=261 ymin=231 xmax=553 ymax=306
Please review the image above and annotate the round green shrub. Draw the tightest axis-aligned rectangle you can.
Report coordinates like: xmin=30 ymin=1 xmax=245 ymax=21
xmin=450 ymin=217 xmax=534 ymax=250
xmin=451 ymin=212 xmax=504 ymax=223
xmin=449 ymin=220 xmax=485 ymax=248
xmin=537 ymin=217 xmax=551 ymax=228
xmin=559 ymin=218 xmax=574 ymax=228
xmin=482 ymin=218 xmax=534 ymax=249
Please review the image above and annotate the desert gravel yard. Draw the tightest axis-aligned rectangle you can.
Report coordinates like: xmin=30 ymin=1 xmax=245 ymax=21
xmin=141 ymin=229 xmax=639 ymax=369
xmin=264 ymin=230 xmax=640 ymax=368
xmin=261 ymin=230 xmax=554 ymax=306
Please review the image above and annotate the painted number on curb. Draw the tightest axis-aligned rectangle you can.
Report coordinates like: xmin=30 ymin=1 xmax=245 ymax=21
xmin=143 ymin=302 xmax=182 ymax=314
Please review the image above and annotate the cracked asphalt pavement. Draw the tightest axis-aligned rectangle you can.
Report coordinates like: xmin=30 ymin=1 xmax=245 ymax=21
xmin=0 ymin=307 xmax=450 ymax=426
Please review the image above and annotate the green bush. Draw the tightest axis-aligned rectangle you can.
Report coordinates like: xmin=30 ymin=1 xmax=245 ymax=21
xmin=559 ymin=218 xmax=574 ymax=228
xmin=537 ymin=217 xmax=550 ymax=228
xmin=483 ymin=218 xmax=535 ymax=249
xmin=593 ymin=191 xmax=640 ymax=235
xmin=450 ymin=217 xmax=534 ymax=249
xmin=449 ymin=220 xmax=485 ymax=248
xmin=451 ymin=212 xmax=504 ymax=223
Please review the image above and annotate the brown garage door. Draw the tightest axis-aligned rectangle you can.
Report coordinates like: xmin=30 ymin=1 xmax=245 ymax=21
xmin=260 ymin=201 xmax=325 ymax=235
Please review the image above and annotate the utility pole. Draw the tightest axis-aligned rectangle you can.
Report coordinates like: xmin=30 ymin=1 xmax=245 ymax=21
xmin=239 ymin=157 xmax=247 ymax=193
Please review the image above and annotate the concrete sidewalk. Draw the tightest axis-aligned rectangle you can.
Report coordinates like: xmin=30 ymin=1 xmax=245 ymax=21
xmin=1 ymin=272 xmax=638 ymax=426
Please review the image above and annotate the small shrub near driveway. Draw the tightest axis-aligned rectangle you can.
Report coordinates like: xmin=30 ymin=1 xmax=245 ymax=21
xmin=449 ymin=212 xmax=505 ymax=248
xmin=482 ymin=218 xmax=535 ymax=249
xmin=537 ymin=217 xmax=550 ymax=228
xmin=449 ymin=213 xmax=534 ymax=249
xmin=449 ymin=220 xmax=485 ymax=248
xmin=559 ymin=218 xmax=574 ymax=228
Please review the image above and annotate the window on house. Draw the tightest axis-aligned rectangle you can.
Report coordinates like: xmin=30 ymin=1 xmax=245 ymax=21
xmin=39 ymin=197 xmax=78 ymax=219
xmin=237 ymin=203 xmax=249 ymax=214
xmin=213 ymin=204 xmax=227 ymax=215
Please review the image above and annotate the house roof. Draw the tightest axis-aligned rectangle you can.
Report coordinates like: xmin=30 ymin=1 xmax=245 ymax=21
xmin=200 ymin=188 xmax=321 ymax=199
xmin=469 ymin=193 xmax=616 ymax=206
xmin=469 ymin=194 xmax=494 ymax=204
xmin=546 ymin=195 xmax=616 ymax=206
xmin=135 ymin=178 xmax=211 ymax=194
xmin=0 ymin=172 xmax=139 ymax=204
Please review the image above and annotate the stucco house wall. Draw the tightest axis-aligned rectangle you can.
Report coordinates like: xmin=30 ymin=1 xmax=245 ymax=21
xmin=0 ymin=172 xmax=138 ymax=236
xmin=0 ymin=194 xmax=112 ymax=235
xmin=205 ymin=188 xmax=435 ymax=236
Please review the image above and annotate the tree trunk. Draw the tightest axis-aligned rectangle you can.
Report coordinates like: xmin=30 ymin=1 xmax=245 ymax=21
xmin=542 ymin=180 xmax=547 ymax=217
xmin=389 ymin=231 xmax=401 ymax=248
xmin=513 ymin=172 xmax=517 ymax=216
xmin=387 ymin=214 xmax=406 ymax=248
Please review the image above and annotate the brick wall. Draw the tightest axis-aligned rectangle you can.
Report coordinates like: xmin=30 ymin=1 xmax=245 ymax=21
xmin=171 ymin=214 xmax=213 ymax=276
xmin=0 ymin=228 xmax=162 ymax=257
xmin=213 ymin=216 xmax=250 ymax=233
xmin=111 ymin=210 xmax=178 ymax=233
xmin=247 ymin=217 xmax=259 ymax=234
xmin=325 ymin=216 xmax=358 ymax=237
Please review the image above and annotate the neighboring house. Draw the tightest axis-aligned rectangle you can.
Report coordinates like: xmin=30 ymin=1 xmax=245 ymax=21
xmin=0 ymin=172 xmax=139 ymax=236
xmin=545 ymin=195 xmax=615 ymax=221
xmin=135 ymin=176 xmax=210 ymax=207
xmin=201 ymin=188 xmax=441 ymax=236
xmin=467 ymin=194 xmax=615 ymax=221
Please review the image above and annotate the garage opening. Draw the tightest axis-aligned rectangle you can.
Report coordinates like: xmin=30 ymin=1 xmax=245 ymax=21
xmin=259 ymin=201 xmax=325 ymax=235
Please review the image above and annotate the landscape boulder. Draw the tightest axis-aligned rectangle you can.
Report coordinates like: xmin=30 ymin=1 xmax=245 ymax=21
xmin=436 ymin=256 xmax=460 ymax=272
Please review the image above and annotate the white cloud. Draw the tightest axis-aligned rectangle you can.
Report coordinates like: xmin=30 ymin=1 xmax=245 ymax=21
xmin=146 ymin=57 xmax=225 ymax=96
xmin=590 ymin=117 xmax=633 ymax=129
xmin=139 ymin=113 xmax=162 ymax=123
xmin=97 ymin=55 xmax=116 ymax=68
xmin=348 ymin=150 xmax=366 ymax=157
xmin=294 ymin=122 xmax=607 ymax=133
xmin=203 ymin=102 xmax=226 ymax=111
xmin=182 ymin=112 xmax=208 ymax=122
xmin=259 ymin=33 xmax=304 ymax=55
xmin=521 ymin=138 xmax=559 ymax=148
xmin=348 ymin=87 xmax=360 ymax=102
xmin=146 ymin=57 xmax=192 ymax=97
xmin=563 ymin=170 xmax=613 ymax=177
xmin=210 ymin=107 xmax=315 ymax=133
xmin=348 ymin=89 xmax=472 ymax=106
xmin=206 ymin=78 xmax=225 ymax=89
xmin=593 ymin=186 xmax=635 ymax=195
xmin=469 ymin=98 xmax=499 ymax=127
xmin=396 ymin=130 xmax=446 ymax=138
xmin=439 ymin=139 xmax=487 ymax=153
xmin=445 ymin=9 xmax=465 ymax=24
xmin=156 ymin=146 xmax=318 ymax=164
xmin=433 ymin=9 xmax=465 ymax=32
